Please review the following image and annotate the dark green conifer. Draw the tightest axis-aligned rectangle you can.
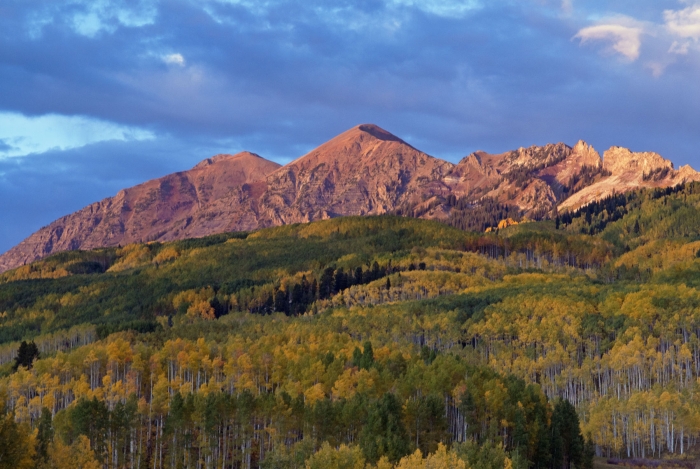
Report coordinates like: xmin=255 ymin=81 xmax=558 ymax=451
xmin=360 ymin=393 xmax=410 ymax=463
xmin=13 ymin=341 xmax=39 ymax=371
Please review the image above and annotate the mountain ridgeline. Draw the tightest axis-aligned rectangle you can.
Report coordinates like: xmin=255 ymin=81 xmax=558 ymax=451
xmin=1 ymin=124 xmax=698 ymax=272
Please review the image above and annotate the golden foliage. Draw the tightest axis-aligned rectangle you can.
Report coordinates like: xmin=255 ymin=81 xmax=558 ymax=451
xmin=107 ymin=244 xmax=152 ymax=272
xmin=48 ymin=435 xmax=100 ymax=469
xmin=394 ymin=444 xmax=466 ymax=469
xmin=305 ymin=443 xmax=365 ymax=469
xmin=152 ymin=246 xmax=180 ymax=264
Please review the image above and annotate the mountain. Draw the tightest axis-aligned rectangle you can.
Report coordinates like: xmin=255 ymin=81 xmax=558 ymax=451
xmin=255 ymin=124 xmax=454 ymax=224
xmin=0 ymin=152 xmax=281 ymax=272
xmin=1 ymin=124 xmax=698 ymax=272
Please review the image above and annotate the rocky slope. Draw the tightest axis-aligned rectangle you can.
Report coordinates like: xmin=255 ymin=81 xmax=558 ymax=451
xmin=438 ymin=140 xmax=605 ymax=217
xmin=558 ymin=146 xmax=700 ymax=211
xmin=1 ymin=124 xmax=697 ymax=272
xmin=255 ymin=124 xmax=454 ymax=225
xmin=0 ymin=152 xmax=281 ymax=272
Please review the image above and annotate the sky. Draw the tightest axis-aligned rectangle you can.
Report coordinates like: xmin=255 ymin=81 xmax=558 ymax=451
xmin=1 ymin=0 xmax=700 ymax=253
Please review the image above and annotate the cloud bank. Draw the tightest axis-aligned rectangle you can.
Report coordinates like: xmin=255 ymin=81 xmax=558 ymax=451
xmin=0 ymin=113 xmax=154 ymax=158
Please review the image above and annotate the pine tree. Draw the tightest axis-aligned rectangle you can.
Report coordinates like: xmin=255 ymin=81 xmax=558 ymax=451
xmin=274 ymin=289 xmax=288 ymax=314
xmin=13 ymin=341 xmax=39 ymax=371
xmin=550 ymin=399 xmax=584 ymax=469
xmin=582 ymin=435 xmax=595 ymax=469
xmin=69 ymin=398 xmax=109 ymax=460
xmin=36 ymin=407 xmax=53 ymax=466
xmin=320 ymin=267 xmax=335 ymax=298
xmin=360 ymin=393 xmax=410 ymax=463
xmin=0 ymin=408 xmax=36 ymax=469
xmin=360 ymin=342 xmax=375 ymax=370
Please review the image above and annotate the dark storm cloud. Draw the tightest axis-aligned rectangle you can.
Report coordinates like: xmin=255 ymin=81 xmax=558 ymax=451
xmin=1 ymin=0 xmax=700 ymax=252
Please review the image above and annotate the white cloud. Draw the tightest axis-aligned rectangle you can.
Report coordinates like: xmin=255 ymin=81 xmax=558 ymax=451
xmin=664 ymin=4 xmax=700 ymax=39
xmin=669 ymin=40 xmax=691 ymax=54
xmin=645 ymin=61 xmax=667 ymax=77
xmin=574 ymin=21 xmax=645 ymax=61
xmin=0 ymin=113 xmax=155 ymax=158
xmin=571 ymin=2 xmax=700 ymax=71
xmin=163 ymin=53 xmax=186 ymax=66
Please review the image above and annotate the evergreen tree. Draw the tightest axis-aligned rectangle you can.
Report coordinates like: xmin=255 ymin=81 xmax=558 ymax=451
xmin=36 ymin=407 xmax=53 ymax=466
xmin=420 ymin=346 xmax=437 ymax=364
xmin=320 ymin=267 xmax=335 ymax=299
xmin=335 ymin=268 xmax=347 ymax=293
xmin=550 ymin=399 xmax=584 ymax=469
xmin=0 ymin=408 xmax=35 ymax=469
xmin=68 ymin=398 xmax=109 ymax=460
xmin=274 ymin=289 xmax=288 ymax=314
xmin=371 ymin=261 xmax=381 ymax=280
xmin=359 ymin=393 xmax=410 ymax=463
xmin=359 ymin=342 xmax=375 ymax=370
xmin=529 ymin=406 xmax=551 ymax=469
xmin=355 ymin=267 xmax=363 ymax=285
xmin=414 ymin=395 xmax=448 ymax=455
xmin=581 ymin=436 xmax=595 ymax=469
xmin=13 ymin=341 xmax=39 ymax=371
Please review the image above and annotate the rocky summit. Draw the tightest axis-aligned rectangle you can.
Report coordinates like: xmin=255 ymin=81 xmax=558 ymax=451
xmin=1 ymin=124 xmax=697 ymax=272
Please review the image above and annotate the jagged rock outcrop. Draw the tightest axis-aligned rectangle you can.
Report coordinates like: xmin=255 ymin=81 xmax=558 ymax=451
xmin=559 ymin=146 xmax=700 ymax=212
xmin=1 ymin=124 xmax=697 ymax=272
xmin=441 ymin=140 xmax=608 ymax=216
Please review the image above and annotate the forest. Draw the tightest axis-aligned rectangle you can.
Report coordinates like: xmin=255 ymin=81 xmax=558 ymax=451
xmin=4 ymin=183 xmax=700 ymax=468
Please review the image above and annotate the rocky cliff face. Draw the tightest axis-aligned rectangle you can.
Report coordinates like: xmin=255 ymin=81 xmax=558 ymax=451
xmin=440 ymin=140 xmax=609 ymax=217
xmin=558 ymin=146 xmax=700 ymax=212
xmin=1 ymin=124 xmax=697 ymax=272
xmin=256 ymin=124 xmax=454 ymax=225
xmin=0 ymin=152 xmax=281 ymax=272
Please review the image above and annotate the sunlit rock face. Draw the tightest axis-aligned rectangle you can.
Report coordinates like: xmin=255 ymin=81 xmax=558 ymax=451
xmin=1 ymin=124 xmax=697 ymax=272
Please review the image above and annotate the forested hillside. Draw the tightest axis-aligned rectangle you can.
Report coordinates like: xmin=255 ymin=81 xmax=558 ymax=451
xmin=4 ymin=183 xmax=700 ymax=469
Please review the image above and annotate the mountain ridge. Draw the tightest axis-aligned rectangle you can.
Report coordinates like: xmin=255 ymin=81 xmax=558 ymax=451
xmin=1 ymin=123 xmax=697 ymax=272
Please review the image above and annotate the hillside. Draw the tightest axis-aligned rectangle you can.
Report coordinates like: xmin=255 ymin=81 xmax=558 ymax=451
xmin=4 ymin=183 xmax=700 ymax=467
xmin=1 ymin=124 xmax=697 ymax=273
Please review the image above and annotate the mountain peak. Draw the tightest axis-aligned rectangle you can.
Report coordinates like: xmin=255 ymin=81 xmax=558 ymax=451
xmin=602 ymin=146 xmax=673 ymax=175
xmin=192 ymin=151 xmax=267 ymax=170
xmin=284 ymin=124 xmax=422 ymax=170
xmin=353 ymin=123 xmax=405 ymax=143
xmin=571 ymin=140 xmax=602 ymax=167
xmin=259 ymin=124 xmax=452 ymax=225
